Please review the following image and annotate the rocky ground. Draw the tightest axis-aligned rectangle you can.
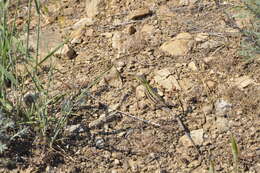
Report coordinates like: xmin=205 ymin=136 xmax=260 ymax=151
xmin=2 ymin=0 xmax=260 ymax=172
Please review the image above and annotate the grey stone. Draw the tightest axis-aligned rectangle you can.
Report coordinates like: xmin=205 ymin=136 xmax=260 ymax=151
xmin=215 ymin=99 xmax=232 ymax=115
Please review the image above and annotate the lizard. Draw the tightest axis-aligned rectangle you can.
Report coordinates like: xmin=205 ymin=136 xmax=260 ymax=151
xmin=135 ymin=75 xmax=202 ymax=155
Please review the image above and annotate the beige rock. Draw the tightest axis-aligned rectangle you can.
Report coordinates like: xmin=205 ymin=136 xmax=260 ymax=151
xmin=154 ymin=69 xmax=181 ymax=91
xmin=112 ymin=32 xmax=123 ymax=50
xmin=202 ymin=104 xmax=213 ymax=115
xmin=154 ymin=75 xmax=180 ymax=91
xmin=199 ymin=40 xmax=221 ymax=49
xmin=233 ymin=76 xmax=255 ymax=89
xmin=195 ymin=33 xmax=209 ymax=42
xmin=206 ymin=80 xmax=217 ymax=89
xmin=154 ymin=69 xmax=172 ymax=78
xmin=103 ymin=66 xmax=122 ymax=88
xmin=179 ymin=78 xmax=193 ymax=91
xmin=114 ymin=159 xmax=120 ymax=165
xmin=128 ymin=8 xmax=152 ymax=20
xmin=70 ymin=27 xmax=85 ymax=44
xmin=180 ymin=129 xmax=204 ymax=147
xmin=188 ymin=62 xmax=198 ymax=71
xmin=85 ymin=0 xmax=102 ymax=18
xmin=136 ymin=85 xmax=146 ymax=99
xmin=141 ymin=24 xmax=154 ymax=34
xmin=160 ymin=32 xmax=193 ymax=56
xmin=176 ymin=32 xmax=193 ymax=39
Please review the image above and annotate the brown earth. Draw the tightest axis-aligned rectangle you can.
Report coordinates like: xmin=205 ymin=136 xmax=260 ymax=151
xmin=2 ymin=0 xmax=260 ymax=172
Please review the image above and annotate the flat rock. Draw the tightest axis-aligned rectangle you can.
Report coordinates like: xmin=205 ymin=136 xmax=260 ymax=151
xmin=232 ymin=76 xmax=255 ymax=90
xmin=199 ymin=40 xmax=221 ymax=49
xmin=154 ymin=69 xmax=181 ymax=91
xmin=160 ymin=32 xmax=193 ymax=56
xmin=206 ymin=80 xmax=217 ymax=89
xmin=180 ymin=129 xmax=204 ymax=147
xmin=128 ymin=8 xmax=152 ymax=20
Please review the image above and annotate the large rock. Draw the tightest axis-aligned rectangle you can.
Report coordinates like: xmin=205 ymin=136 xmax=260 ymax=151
xmin=160 ymin=32 xmax=193 ymax=56
xmin=154 ymin=69 xmax=181 ymax=91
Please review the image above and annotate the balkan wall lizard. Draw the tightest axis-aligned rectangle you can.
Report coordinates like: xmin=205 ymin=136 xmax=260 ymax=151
xmin=135 ymin=75 xmax=201 ymax=155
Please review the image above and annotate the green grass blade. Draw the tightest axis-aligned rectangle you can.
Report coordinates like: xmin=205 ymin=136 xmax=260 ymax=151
xmin=231 ymin=135 xmax=239 ymax=173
